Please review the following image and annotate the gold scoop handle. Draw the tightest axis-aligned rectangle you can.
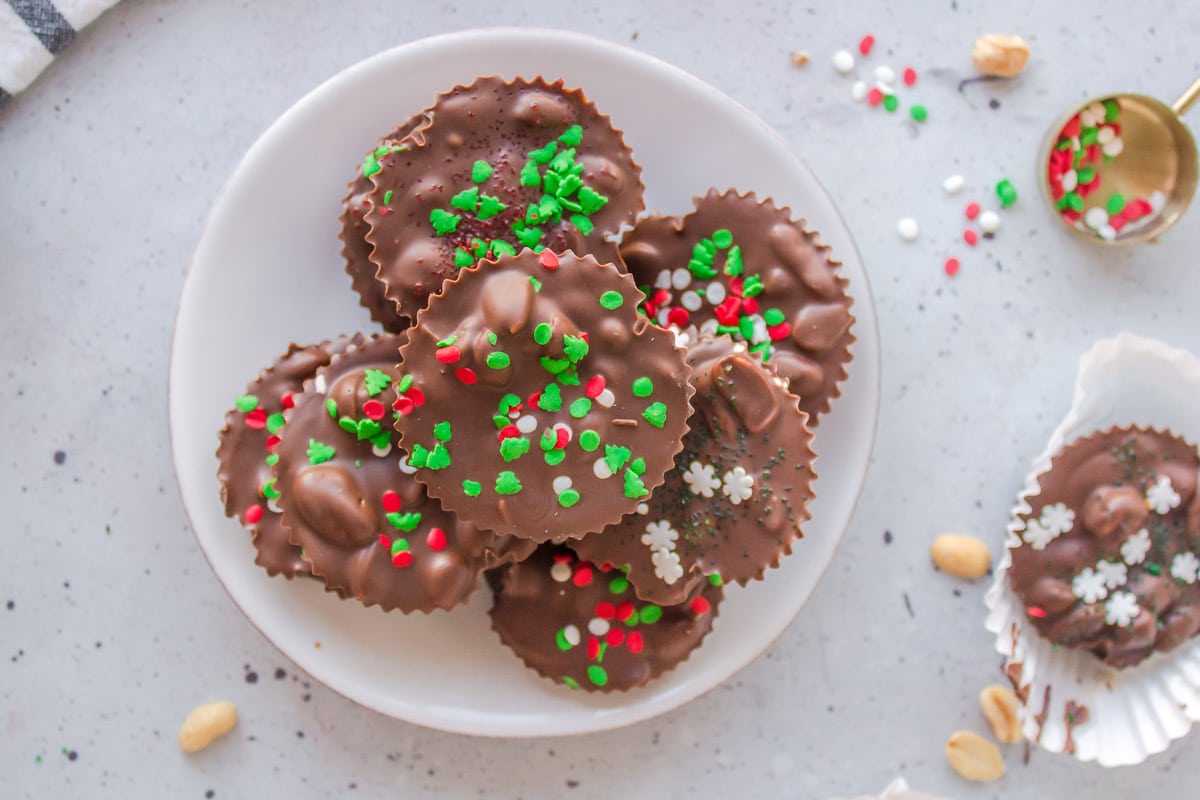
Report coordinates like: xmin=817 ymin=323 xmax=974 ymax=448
xmin=1173 ymin=75 xmax=1200 ymax=115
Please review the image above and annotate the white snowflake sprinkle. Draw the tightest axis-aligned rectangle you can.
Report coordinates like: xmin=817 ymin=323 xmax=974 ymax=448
xmin=1072 ymin=567 xmax=1109 ymax=604
xmin=1170 ymin=552 xmax=1200 ymax=584
xmin=722 ymin=466 xmax=755 ymax=505
xmin=1020 ymin=518 xmax=1058 ymax=551
xmin=1095 ymin=559 xmax=1128 ymax=590
xmin=651 ymin=548 xmax=683 ymax=584
xmin=682 ymin=461 xmax=720 ymax=498
xmin=1039 ymin=502 xmax=1075 ymax=536
xmin=1121 ymin=529 xmax=1151 ymax=565
xmin=642 ymin=520 xmax=679 ymax=551
xmin=1146 ymin=475 xmax=1182 ymax=514
xmin=1105 ymin=591 xmax=1140 ymax=627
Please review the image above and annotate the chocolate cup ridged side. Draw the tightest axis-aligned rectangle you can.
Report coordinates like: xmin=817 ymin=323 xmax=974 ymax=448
xmin=619 ymin=188 xmax=855 ymax=422
xmin=1008 ymin=425 xmax=1200 ymax=669
xmin=216 ymin=336 xmax=358 ymax=578
xmin=573 ymin=334 xmax=817 ymax=605
xmin=394 ymin=249 xmax=693 ymax=543
xmin=363 ymin=76 xmax=645 ymax=324
xmin=489 ymin=544 xmax=723 ymax=692
xmin=272 ymin=334 xmax=534 ymax=613
xmin=339 ymin=115 xmax=428 ymax=332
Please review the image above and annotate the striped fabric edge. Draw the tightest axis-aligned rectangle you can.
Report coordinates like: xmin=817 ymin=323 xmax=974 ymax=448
xmin=6 ymin=0 xmax=76 ymax=54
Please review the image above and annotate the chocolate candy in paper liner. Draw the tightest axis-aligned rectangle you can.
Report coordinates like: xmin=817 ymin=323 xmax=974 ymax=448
xmin=216 ymin=336 xmax=357 ymax=578
xmin=573 ymin=335 xmax=816 ymax=605
xmin=363 ymin=76 xmax=644 ymax=323
xmin=620 ymin=188 xmax=854 ymax=422
xmin=272 ymin=333 xmax=533 ymax=613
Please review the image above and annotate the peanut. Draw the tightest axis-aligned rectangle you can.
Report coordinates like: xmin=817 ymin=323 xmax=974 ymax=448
xmin=971 ymin=34 xmax=1030 ymax=78
xmin=790 ymin=51 xmax=810 ymax=67
xmin=930 ymin=534 xmax=991 ymax=578
xmin=979 ymin=685 xmax=1023 ymax=742
xmin=178 ymin=700 xmax=238 ymax=753
xmin=945 ymin=730 xmax=1005 ymax=782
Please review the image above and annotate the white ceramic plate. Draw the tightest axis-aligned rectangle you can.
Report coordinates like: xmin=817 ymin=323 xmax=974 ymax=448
xmin=170 ymin=28 xmax=880 ymax=737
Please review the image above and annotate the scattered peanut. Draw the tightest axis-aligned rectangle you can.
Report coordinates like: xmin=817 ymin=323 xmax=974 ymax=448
xmin=971 ymin=34 xmax=1030 ymax=78
xmin=178 ymin=700 xmax=238 ymax=753
xmin=979 ymin=685 xmax=1023 ymax=743
xmin=930 ymin=534 xmax=991 ymax=578
xmin=790 ymin=51 xmax=810 ymax=67
xmin=945 ymin=730 xmax=1005 ymax=782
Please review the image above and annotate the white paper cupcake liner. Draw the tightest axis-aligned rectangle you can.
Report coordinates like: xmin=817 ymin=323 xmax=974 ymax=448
xmin=826 ymin=777 xmax=951 ymax=800
xmin=984 ymin=333 xmax=1200 ymax=766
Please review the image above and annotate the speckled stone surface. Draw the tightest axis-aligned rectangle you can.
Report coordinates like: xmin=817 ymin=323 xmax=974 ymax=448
xmin=4 ymin=1 xmax=1200 ymax=797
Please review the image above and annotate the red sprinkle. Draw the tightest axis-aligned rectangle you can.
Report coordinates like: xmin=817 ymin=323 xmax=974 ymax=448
xmin=498 ymin=425 xmax=520 ymax=441
xmin=584 ymin=375 xmax=606 ymax=399
xmin=554 ymin=428 xmax=570 ymax=449
xmin=586 ymin=636 xmax=601 ymax=660
xmin=626 ymin=631 xmax=644 ymax=654
xmin=264 ymin=434 xmax=281 ymax=451
xmin=455 ymin=367 xmax=478 ymax=385
xmin=243 ymin=504 xmax=264 ymax=524
xmin=552 ymin=553 xmax=572 ymax=563
xmin=1062 ymin=115 xmax=1081 ymax=139
xmin=426 ymin=528 xmax=447 ymax=551
xmin=595 ymin=601 xmax=616 ymax=619
xmin=740 ymin=297 xmax=759 ymax=315
xmin=690 ymin=596 xmax=712 ymax=615
xmin=391 ymin=551 xmax=413 ymax=568
xmin=965 ymin=202 xmax=981 ymax=220
xmin=666 ymin=307 xmax=690 ymax=328
xmin=280 ymin=392 xmax=295 ymax=410
xmin=244 ymin=409 xmax=267 ymax=429
xmin=767 ymin=322 xmax=791 ymax=341
xmin=362 ymin=400 xmax=385 ymax=420
xmin=902 ymin=66 xmax=917 ymax=86
xmin=378 ymin=534 xmax=390 ymax=548
xmin=540 ymin=251 xmax=560 ymax=270
xmin=435 ymin=346 xmax=461 ymax=364
xmin=944 ymin=257 xmax=961 ymax=277
xmin=572 ymin=565 xmax=593 ymax=587
xmin=616 ymin=601 xmax=635 ymax=621
xmin=606 ymin=628 xmax=625 ymax=647
xmin=729 ymin=277 xmax=744 ymax=297
xmin=1026 ymin=606 xmax=1047 ymax=619
xmin=406 ymin=387 xmax=426 ymax=406
xmin=651 ymin=289 xmax=670 ymax=308
xmin=393 ymin=396 xmax=415 ymax=415
xmin=859 ymin=34 xmax=875 ymax=55
xmin=963 ymin=229 xmax=979 ymax=246
xmin=866 ymin=87 xmax=884 ymax=107
xmin=381 ymin=491 xmax=402 ymax=513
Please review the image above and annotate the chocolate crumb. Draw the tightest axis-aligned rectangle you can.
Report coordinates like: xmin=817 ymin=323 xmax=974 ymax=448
xmin=903 ymin=592 xmax=915 ymax=617
xmin=989 ymin=98 xmax=1001 ymax=110
xmin=883 ymin=530 xmax=893 ymax=545
xmin=245 ymin=671 xmax=258 ymax=684
xmin=6 ymin=600 xmax=12 ymax=610
xmin=566 ymin=780 xmax=580 ymax=789
xmin=53 ymin=450 xmax=66 ymax=465
xmin=274 ymin=668 xmax=286 ymax=680
xmin=206 ymin=791 xmax=215 ymax=799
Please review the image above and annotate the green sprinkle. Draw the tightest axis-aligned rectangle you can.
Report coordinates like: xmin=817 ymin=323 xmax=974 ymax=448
xmin=540 ymin=429 xmax=558 ymax=451
xmin=996 ymin=179 xmax=1018 ymax=208
xmin=409 ymin=444 xmax=429 ymax=468
xmin=562 ymin=675 xmax=580 ymax=690
xmin=558 ymin=125 xmax=583 ymax=146
xmin=883 ymin=94 xmax=899 ymax=112
xmin=556 ymin=174 xmax=584 ymax=198
xmin=640 ymin=605 xmax=662 ymax=624
xmin=499 ymin=436 xmax=531 ymax=462
xmin=496 ymin=470 xmax=523 ymax=495
xmin=563 ymin=335 xmax=589 ymax=363
xmin=1065 ymin=192 xmax=1084 ymax=213
xmin=537 ymin=383 xmax=562 ymax=412
xmin=623 ymin=468 xmax=648 ymax=498
xmin=569 ymin=398 xmax=592 ymax=418
xmin=363 ymin=369 xmax=390 ymax=396
xmin=555 ymin=628 xmax=573 ymax=651
xmin=382 ymin=189 xmax=393 ymax=206
xmin=579 ymin=430 xmax=601 ymax=451
xmin=1078 ymin=166 xmax=1096 ymax=184
xmin=544 ymin=449 xmax=566 ymax=466
xmin=587 ymin=665 xmax=608 ymax=687
xmin=462 ymin=479 xmax=482 ymax=497
xmin=910 ymin=104 xmax=927 ymax=122
xmin=738 ymin=315 xmax=756 ymax=340
xmin=540 ymin=356 xmax=570 ymax=375
xmin=558 ymin=489 xmax=581 ymax=507
xmin=389 ymin=538 xmax=409 ymax=556
xmin=708 ymin=573 xmax=724 ymax=586
xmin=266 ymin=412 xmax=285 ymax=434
xmin=261 ymin=478 xmax=280 ymax=500
xmin=397 ymin=374 xmax=413 ymax=393
xmin=1107 ymin=193 xmax=1127 ymax=215
xmin=763 ymin=308 xmax=786 ymax=327
xmin=1104 ymin=98 xmax=1121 ymax=123
xmin=543 ymin=170 xmax=561 ymax=196
xmin=609 ymin=576 xmax=629 ymax=594
xmin=742 ymin=274 xmax=764 ymax=298
xmin=492 ymin=414 xmax=510 ymax=430
xmin=725 ymin=245 xmax=743 ymax=276
xmin=570 ymin=214 xmax=594 ymax=236
xmin=426 ymin=443 xmax=451 ymax=470
xmin=624 ymin=609 xmax=640 ymax=626
xmin=520 ymin=160 xmax=541 ymax=187
xmin=235 ymin=394 xmax=258 ymax=412
xmin=533 ymin=322 xmax=553 ymax=345
xmin=361 ymin=153 xmax=381 ymax=178
xmin=478 ymin=195 xmax=506 ymax=220
xmin=1081 ymin=126 xmax=1099 ymax=146
xmin=450 ymin=187 xmax=479 ymax=212
xmin=486 ymin=351 xmax=511 ymax=370
xmin=429 ymin=208 xmax=461 ymax=235
xmin=631 ymin=377 xmax=653 ymax=397
xmin=688 ymin=257 xmax=716 ymax=280
xmin=528 ymin=141 xmax=558 ymax=164
xmin=454 ymin=248 xmax=474 ymax=268
xmin=264 ymin=453 xmax=279 ymax=467
xmin=354 ymin=419 xmax=382 ymax=441
xmin=386 ymin=511 xmax=421 ymax=532
xmin=578 ymin=186 xmax=608 ymax=215
xmin=515 ymin=225 xmax=543 ymax=248
xmin=604 ymin=444 xmax=631 ymax=473
xmin=306 ymin=439 xmax=335 ymax=465
xmin=325 ymin=398 xmax=338 ymax=418
xmin=433 ymin=421 xmax=452 ymax=442
xmin=490 ymin=240 xmax=516 ymax=257
xmin=499 ymin=394 xmax=522 ymax=415
xmin=549 ymin=147 xmax=576 ymax=174
xmin=558 ymin=369 xmax=580 ymax=387
xmin=630 ymin=457 xmax=646 ymax=475
xmin=471 ymin=160 xmax=493 ymax=183
xmin=598 ymin=290 xmax=624 ymax=310
xmin=711 ymin=228 xmax=733 ymax=249
xmin=1148 ymin=563 xmax=1163 ymax=576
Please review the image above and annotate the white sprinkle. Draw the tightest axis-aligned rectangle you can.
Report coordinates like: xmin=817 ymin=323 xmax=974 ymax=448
xmin=550 ymin=562 xmax=572 ymax=583
xmin=596 ymin=388 xmax=615 ymax=407
xmin=705 ymin=281 xmax=726 ymax=305
xmin=1061 ymin=169 xmax=1078 ymax=192
xmin=562 ymin=624 xmax=580 ymax=645
xmin=1149 ymin=190 xmax=1167 ymax=212
xmin=372 ymin=442 xmax=392 ymax=458
xmin=896 ymin=217 xmax=919 ymax=242
xmin=515 ymin=414 xmax=537 ymax=434
xmin=636 ymin=503 xmax=649 ymax=515
xmin=1084 ymin=207 xmax=1109 ymax=230
xmin=978 ymin=210 xmax=1001 ymax=234
xmin=673 ymin=329 xmax=690 ymax=347
xmin=313 ymin=374 xmax=327 ymax=394
xmin=588 ymin=617 xmax=610 ymax=636
xmin=656 ymin=308 xmax=671 ymax=327
xmin=397 ymin=454 xmax=417 ymax=475
xmin=851 ymin=80 xmax=868 ymax=101
xmin=680 ymin=290 xmax=702 ymax=311
xmin=943 ymin=174 xmax=965 ymax=194
xmin=267 ymin=498 xmax=282 ymax=514
xmin=654 ymin=270 xmax=672 ymax=290
xmin=1102 ymin=137 xmax=1124 ymax=157
xmin=700 ymin=318 xmax=720 ymax=336
xmin=1098 ymin=224 xmax=1117 ymax=241
xmin=1097 ymin=125 xmax=1116 ymax=144
xmin=552 ymin=476 xmax=573 ymax=495
xmin=593 ymin=458 xmax=613 ymax=479
xmin=671 ymin=268 xmax=692 ymax=290
xmin=874 ymin=65 xmax=895 ymax=85
xmin=832 ymin=49 xmax=855 ymax=74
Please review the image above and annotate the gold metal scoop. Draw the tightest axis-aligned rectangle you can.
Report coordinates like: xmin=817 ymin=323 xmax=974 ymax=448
xmin=1040 ymin=77 xmax=1200 ymax=245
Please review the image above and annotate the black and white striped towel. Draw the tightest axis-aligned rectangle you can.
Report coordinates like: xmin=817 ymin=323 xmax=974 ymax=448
xmin=0 ymin=0 xmax=119 ymax=108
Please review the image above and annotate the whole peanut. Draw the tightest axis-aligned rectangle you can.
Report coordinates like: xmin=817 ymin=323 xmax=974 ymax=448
xmin=930 ymin=534 xmax=992 ymax=578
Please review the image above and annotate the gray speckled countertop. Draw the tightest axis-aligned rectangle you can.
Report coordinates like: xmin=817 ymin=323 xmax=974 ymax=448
xmin=4 ymin=1 xmax=1200 ymax=797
